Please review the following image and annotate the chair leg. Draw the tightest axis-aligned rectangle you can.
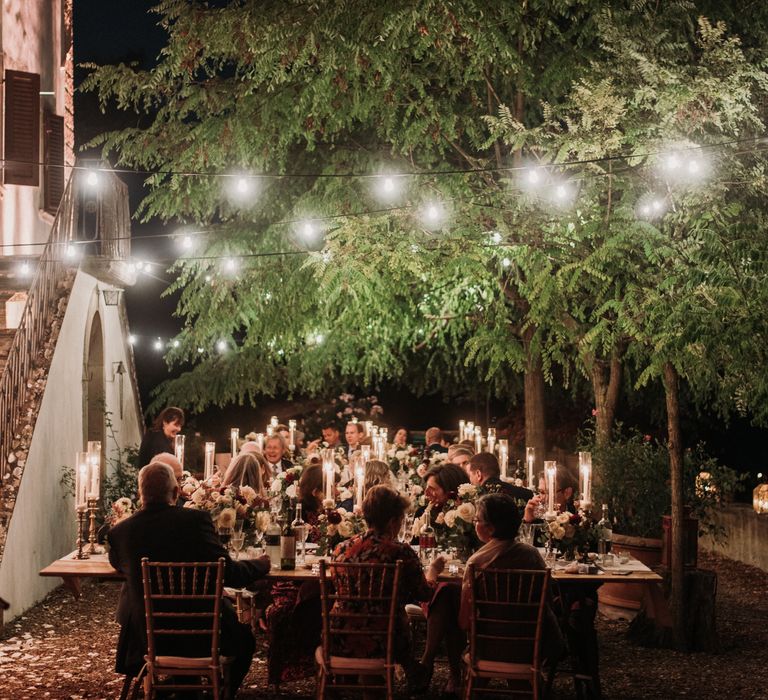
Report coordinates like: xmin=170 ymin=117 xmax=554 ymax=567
xmin=316 ymin=665 xmax=327 ymax=700
xmin=212 ymin=670 xmax=221 ymax=700
xmin=463 ymin=671 xmax=473 ymax=700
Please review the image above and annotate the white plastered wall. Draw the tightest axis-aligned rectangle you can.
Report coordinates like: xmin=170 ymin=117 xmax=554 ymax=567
xmin=0 ymin=269 xmax=141 ymax=620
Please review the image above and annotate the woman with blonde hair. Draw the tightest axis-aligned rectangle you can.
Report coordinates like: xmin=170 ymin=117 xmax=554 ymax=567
xmin=222 ymin=451 xmax=269 ymax=496
xmin=364 ymin=459 xmax=394 ymax=491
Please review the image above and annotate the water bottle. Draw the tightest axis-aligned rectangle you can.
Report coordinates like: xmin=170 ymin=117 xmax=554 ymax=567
xmin=597 ymin=504 xmax=612 ymax=561
xmin=265 ymin=514 xmax=281 ymax=569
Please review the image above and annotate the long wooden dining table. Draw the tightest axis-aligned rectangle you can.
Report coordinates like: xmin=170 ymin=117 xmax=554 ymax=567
xmin=40 ymin=548 xmax=663 ymax=598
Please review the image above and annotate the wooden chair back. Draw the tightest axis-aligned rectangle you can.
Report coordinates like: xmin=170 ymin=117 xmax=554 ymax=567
xmin=466 ymin=565 xmax=550 ymax=671
xmin=140 ymin=557 xmax=225 ymax=664
xmin=317 ymin=560 xmax=403 ymax=666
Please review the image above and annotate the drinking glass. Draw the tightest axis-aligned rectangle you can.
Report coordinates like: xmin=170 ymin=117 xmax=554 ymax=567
xmin=251 ymin=528 xmax=264 ymax=556
xmin=218 ymin=526 xmax=232 ymax=548
xmin=230 ymin=530 xmax=245 ymax=560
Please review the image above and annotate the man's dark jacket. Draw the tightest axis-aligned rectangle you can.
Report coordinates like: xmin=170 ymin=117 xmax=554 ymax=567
xmin=108 ymin=503 xmax=268 ymax=674
xmin=480 ymin=476 xmax=533 ymax=505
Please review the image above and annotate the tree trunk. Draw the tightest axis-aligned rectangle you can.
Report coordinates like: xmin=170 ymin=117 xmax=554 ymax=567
xmin=663 ymin=361 xmax=686 ymax=650
xmin=524 ymin=332 xmax=546 ymax=470
xmin=590 ymin=351 xmax=622 ymax=447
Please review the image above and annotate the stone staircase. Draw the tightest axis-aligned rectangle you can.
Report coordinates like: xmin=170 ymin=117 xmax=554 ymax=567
xmin=0 ymin=259 xmax=33 ymax=376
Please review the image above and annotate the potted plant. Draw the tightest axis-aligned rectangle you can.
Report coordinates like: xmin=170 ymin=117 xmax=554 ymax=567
xmin=586 ymin=425 xmax=742 ymax=610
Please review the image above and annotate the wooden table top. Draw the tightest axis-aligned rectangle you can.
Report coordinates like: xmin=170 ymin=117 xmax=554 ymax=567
xmin=40 ymin=550 xmax=662 ymax=585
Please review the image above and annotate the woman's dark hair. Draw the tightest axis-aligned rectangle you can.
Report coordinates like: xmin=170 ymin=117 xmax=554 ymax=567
xmin=363 ymin=485 xmax=410 ymax=532
xmin=298 ymin=463 xmax=324 ymax=514
xmin=423 ymin=463 xmax=469 ymax=497
xmin=394 ymin=426 xmax=410 ymax=441
xmin=476 ymin=493 xmax=521 ymax=540
xmin=151 ymin=407 xmax=185 ymax=432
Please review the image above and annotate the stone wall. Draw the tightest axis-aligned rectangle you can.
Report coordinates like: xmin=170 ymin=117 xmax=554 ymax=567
xmin=699 ymin=503 xmax=768 ymax=572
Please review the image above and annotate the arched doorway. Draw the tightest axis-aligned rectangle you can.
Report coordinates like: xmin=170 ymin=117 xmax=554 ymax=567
xmin=85 ymin=311 xmax=105 ymax=475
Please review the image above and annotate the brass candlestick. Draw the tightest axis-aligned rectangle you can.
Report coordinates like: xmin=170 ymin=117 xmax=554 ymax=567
xmin=86 ymin=497 xmax=103 ymax=554
xmin=74 ymin=505 xmax=89 ymax=560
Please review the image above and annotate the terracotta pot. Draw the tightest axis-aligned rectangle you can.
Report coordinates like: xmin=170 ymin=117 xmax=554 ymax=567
xmin=598 ymin=533 xmax=663 ymax=611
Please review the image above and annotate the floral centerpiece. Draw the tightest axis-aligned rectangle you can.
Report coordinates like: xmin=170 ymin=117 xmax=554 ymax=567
xmin=412 ymin=483 xmax=480 ymax=560
xmin=316 ymin=507 xmax=367 ymax=555
xmin=105 ymin=496 xmax=135 ymax=526
xmin=268 ymin=465 xmax=303 ymax=513
xmin=546 ymin=511 xmax=597 ymax=559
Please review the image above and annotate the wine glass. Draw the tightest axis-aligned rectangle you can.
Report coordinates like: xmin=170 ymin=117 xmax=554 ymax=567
xmin=251 ymin=528 xmax=265 ymax=556
xmin=230 ymin=529 xmax=245 ymax=560
xmin=218 ymin=526 xmax=232 ymax=548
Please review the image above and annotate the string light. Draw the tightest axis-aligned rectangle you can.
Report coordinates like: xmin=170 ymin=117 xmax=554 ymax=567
xmin=489 ymin=231 xmax=503 ymax=245
xmin=128 ymin=334 xmax=137 ymax=345
xmin=224 ymin=257 xmax=237 ymax=272
xmin=172 ymin=339 xmax=180 ymax=348
xmin=66 ymin=244 xmax=78 ymax=259
xmin=422 ymin=201 xmax=445 ymax=229
xmin=19 ymin=262 xmax=31 ymax=276
xmin=216 ymin=340 xmax=227 ymax=353
xmin=299 ymin=220 xmax=318 ymax=243
xmin=153 ymin=338 xmax=163 ymax=351
xmin=180 ymin=235 xmax=193 ymax=251
xmin=501 ymin=257 xmax=511 ymax=268
xmin=85 ymin=170 xmax=99 ymax=187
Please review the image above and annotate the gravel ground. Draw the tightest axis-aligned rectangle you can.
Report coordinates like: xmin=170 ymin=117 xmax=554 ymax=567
xmin=1 ymin=552 xmax=766 ymax=699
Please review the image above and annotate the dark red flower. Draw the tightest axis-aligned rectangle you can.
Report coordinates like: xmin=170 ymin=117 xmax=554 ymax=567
xmin=644 ymin=434 xmax=652 ymax=442
xmin=284 ymin=473 xmax=295 ymax=484
xmin=327 ymin=510 xmax=342 ymax=525
xmin=570 ymin=514 xmax=581 ymax=525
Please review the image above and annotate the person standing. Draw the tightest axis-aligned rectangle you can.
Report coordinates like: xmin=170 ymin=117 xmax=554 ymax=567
xmin=137 ymin=407 xmax=185 ymax=468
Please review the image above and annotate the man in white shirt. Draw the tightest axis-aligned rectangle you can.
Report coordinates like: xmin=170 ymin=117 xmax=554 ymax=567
xmin=264 ymin=434 xmax=292 ymax=475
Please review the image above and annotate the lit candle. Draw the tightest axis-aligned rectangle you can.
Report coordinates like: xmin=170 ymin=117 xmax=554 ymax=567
xmin=255 ymin=432 xmax=265 ymax=452
xmin=374 ymin=436 xmax=386 ymax=461
xmin=466 ymin=421 xmax=474 ymax=441
xmin=86 ymin=441 xmax=101 ymax=499
xmin=579 ymin=451 xmax=592 ymax=510
xmin=204 ymin=442 xmax=216 ymax=481
xmin=174 ymin=434 xmax=185 ymax=469
xmin=351 ymin=416 xmax=358 ymax=424
xmin=322 ymin=449 xmax=335 ymax=502
xmin=361 ymin=445 xmax=371 ymax=463
xmin=363 ymin=421 xmax=373 ymax=437
xmin=380 ymin=428 xmax=388 ymax=444
xmin=498 ymin=440 xmax=509 ymax=480
xmin=459 ymin=420 xmax=466 ymax=442
xmin=487 ymin=428 xmax=496 ymax=455
xmin=526 ymin=447 xmax=536 ymax=490
xmin=354 ymin=457 xmax=365 ymax=511
xmin=474 ymin=426 xmax=482 ymax=454
xmin=270 ymin=415 xmax=279 ymax=428
xmin=288 ymin=419 xmax=296 ymax=452
xmin=266 ymin=425 xmax=274 ymax=437
xmin=230 ymin=428 xmax=239 ymax=458
xmin=545 ymin=461 xmax=557 ymax=517
xmin=371 ymin=425 xmax=379 ymax=438
xmin=75 ymin=451 xmax=89 ymax=508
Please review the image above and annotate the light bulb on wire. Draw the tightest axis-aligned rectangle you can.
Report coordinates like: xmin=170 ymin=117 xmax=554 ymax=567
xmin=85 ymin=170 xmax=99 ymax=187
xmin=216 ymin=340 xmax=227 ymax=353
xmin=153 ymin=338 xmax=163 ymax=351
xmin=128 ymin=335 xmax=137 ymax=346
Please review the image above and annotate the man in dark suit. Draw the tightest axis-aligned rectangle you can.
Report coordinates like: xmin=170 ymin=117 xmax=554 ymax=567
xmin=468 ymin=453 xmax=533 ymax=510
xmin=424 ymin=426 xmax=449 ymax=454
xmin=263 ymin=434 xmax=293 ymax=475
xmin=108 ymin=462 xmax=270 ymax=698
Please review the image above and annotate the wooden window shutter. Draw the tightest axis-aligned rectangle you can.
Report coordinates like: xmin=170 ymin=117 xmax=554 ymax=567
xmin=43 ymin=112 xmax=65 ymax=213
xmin=3 ymin=69 xmax=40 ymax=186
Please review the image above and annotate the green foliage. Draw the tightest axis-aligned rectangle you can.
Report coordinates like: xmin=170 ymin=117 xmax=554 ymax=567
xmin=301 ymin=392 xmax=384 ymax=438
xmin=588 ymin=424 xmax=744 ymax=539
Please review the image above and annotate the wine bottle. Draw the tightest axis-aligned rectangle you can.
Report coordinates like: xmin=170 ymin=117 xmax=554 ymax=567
xmin=265 ymin=514 xmax=281 ymax=569
xmin=280 ymin=509 xmax=297 ymax=570
xmin=291 ymin=502 xmax=307 ymax=566
xmin=597 ymin=504 xmax=613 ymax=561
xmin=418 ymin=520 xmax=436 ymax=567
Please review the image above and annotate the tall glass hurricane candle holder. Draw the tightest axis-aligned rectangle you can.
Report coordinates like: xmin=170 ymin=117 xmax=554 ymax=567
xmin=230 ymin=428 xmax=239 ymax=458
xmin=74 ymin=451 xmax=89 ymax=559
xmin=544 ymin=461 xmax=558 ymax=520
xmin=578 ymin=451 xmax=592 ymax=512
xmin=526 ymin=447 xmax=536 ymax=490
xmin=174 ymin=434 xmax=185 ymax=470
xmin=487 ymin=428 xmax=496 ymax=455
xmin=498 ymin=440 xmax=509 ymax=480
xmin=204 ymin=442 xmax=216 ymax=481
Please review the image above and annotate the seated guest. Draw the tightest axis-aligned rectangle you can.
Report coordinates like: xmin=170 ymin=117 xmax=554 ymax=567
xmin=332 ymin=486 xmax=443 ymax=677
xmin=523 ymin=465 xmax=577 ymax=523
xmin=137 ymin=406 xmax=184 ymax=468
xmin=447 ymin=444 xmax=475 ymax=473
xmin=338 ymin=459 xmax=393 ymax=512
xmin=297 ymin=463 xmax=325 ymax=523
xmin=306 ymin=423 xmax=343 ymax=452
xmin=222 ymin=452 xmax=269 ymax=496
xmin=424 ymin=426 xmax=448 ymax=454
xmin=152 ymin=452 xmax=185 ymax=505
xmin=344 ymin=421 xmax=365 ymax=459
xmin=468 ymin=453 xmax=533 ymax=507
xmin=108 ymin=462 xmax=270 ymax=699
xmin=459 ymin=493 xmax=563 ymax=663
xmin=264 ymin=434 xmax=293 ymax=475
xmin=392 ymin=426 xmax=410 ymax=448
xmin=422 ymin=463 xmax=470 ymax=518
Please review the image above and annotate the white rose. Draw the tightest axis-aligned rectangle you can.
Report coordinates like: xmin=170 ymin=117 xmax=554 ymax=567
xmin=217 ymin=507 xmax=236 ymax=529
xmin=550 ymin=524 xmax=565 ymax=540
xmin=338 ymin=520 xmax=354 ymax=538
xmin=322 ymin=498 xmax=335 ymax=509
xmin=191 ymin=488 xmax=206 ymax=505
xmin=514 ymin=478 xmax=524 ymax=488
xmin=456 ymin=502 xmax=476 ymax=523
xmin=431 ymin=453 xmax=447 ymax=464
xmin=327 ymin=524 xmax=338 ymax=537
xmin=556 ymin=512 xmax=571 ymax=525
xmin=435 ymin=512 xmax=445 ymax=525
xmin=395 ymin=450 xmax=408 ymax=460
xmin=411 ymin=516 xmax=424 ymax=539
xmin=240 ymin=485 xmax=257 ymax=505
xmin=270 ymin=478 xmax=282 ymax=494
xmin=181 ymin=481 xmax=198 ymax=497
xmin=336 ymin=507 xmax=348 ymax=517
xmin=457 ymin=484 xmax=476 ymax=498
xmin=410 ymin=485 xmax=423 ymax=496
xmin=285 ymin=484 xmax=297 ymax=499
xmin=255 ymin=511 xmax=272 ymax=532
xmin=444 ymin=510 xmax=457 ymax=528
